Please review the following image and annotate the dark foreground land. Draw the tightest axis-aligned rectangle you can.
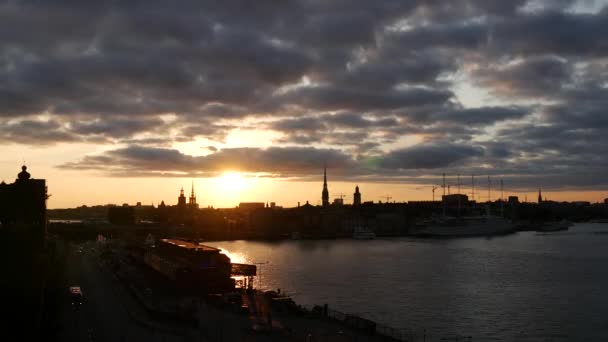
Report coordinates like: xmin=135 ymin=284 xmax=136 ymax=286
xmin=25 ymin=237 xmax=414 ymax=342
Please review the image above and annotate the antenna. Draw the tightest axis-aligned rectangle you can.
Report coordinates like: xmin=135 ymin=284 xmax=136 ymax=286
xmin=471 ymin=174 xmax=475 ymax=202
xmin=487 ymin=176 xmax=491 ymax=203
xmin=500 ymin=179 xmax=504 ymax=217
xmin=500 ymin=179 xmax=504 ymax=201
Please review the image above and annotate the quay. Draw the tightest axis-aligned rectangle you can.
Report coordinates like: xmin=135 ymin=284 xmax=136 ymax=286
xmin=99 ymin=237 xmax=421 ymax=341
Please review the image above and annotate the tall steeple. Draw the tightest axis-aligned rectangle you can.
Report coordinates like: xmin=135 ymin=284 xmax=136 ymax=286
xmin=538 ymin=187 xmax=542 ymax=204
xmin=322 ymin=165 xmax=329 ymax=207
xmin=353 ymin=185 xmax=361 ymax=206
xmin=189 ymin=181 xmax=198 ymax=208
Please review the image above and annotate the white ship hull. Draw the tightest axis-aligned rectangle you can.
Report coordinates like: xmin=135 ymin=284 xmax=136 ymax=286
xmin=411 ymin=216 xmax=515 ymax=237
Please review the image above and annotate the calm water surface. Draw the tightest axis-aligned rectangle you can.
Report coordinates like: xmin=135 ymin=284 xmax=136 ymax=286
xmin=206 ymin=223 xmax=608 ymax=341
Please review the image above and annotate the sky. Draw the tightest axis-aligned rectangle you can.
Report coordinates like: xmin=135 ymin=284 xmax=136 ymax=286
xmin=2 ymin=0 xmax=608 ymax=209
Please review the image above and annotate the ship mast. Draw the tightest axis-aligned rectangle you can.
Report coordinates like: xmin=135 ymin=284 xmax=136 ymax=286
xmin=442 ymin=173 xmax=446 ymax=217
xmin=471 ymin=174 xmax=475 ymax=202
xmin=500 ymin=179 xmax=504 ymax=218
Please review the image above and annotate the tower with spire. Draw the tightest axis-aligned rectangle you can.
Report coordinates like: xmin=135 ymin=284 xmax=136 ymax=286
xmin=322 ymin=165 xmax=329 ymax=207
xmin=538 ymin=187 xmax=543 ymax=204
xmin=353 ymin=185 xmax=361 ymax=206
xmin=178 ymin=187 xmax=186 ymax=208
xmin=188 ymin=181 xmax=198 ymax=208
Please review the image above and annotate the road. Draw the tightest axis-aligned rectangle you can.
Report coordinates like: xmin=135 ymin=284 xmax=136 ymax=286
xmin=57 ymin=241 xmax=192 ymax=342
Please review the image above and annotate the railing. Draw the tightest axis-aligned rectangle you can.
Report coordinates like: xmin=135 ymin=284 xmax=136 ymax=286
xmin=320 ymin=306 xmax=424 ymax=341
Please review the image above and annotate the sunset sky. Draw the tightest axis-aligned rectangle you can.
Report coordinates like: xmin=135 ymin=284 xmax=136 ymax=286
xmin=2 ymin=0 xmax=608 ymax=209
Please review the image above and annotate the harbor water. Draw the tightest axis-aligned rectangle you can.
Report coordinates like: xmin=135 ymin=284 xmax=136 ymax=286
xmin=206 ymin=223 xmax=608 ymax=341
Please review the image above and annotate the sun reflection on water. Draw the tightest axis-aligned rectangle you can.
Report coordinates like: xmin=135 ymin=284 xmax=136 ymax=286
xmin=217 ymin=246 xmax=248 ymax=264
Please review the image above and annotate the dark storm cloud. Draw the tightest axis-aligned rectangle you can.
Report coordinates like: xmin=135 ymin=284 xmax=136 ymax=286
xmin=59 ymin=145 xmax=356 ymax=176
xmin=2 ymin=0 xmax=608 ymax=190
xmin=379 ymin=144 xmax=485 ymax=170
xmin=431 ymin=106 xmax=530 ymax=125
xmin=473 ymin=56 xmax=572 ymax=98
xmin=277 ymin=85 xmax=453 ymax=112
xmin=491 ymin=10 xmax=608 ymax=57
xmin=70 ymin=117 xmax=166 ymax=138
xmin=388 ymin=21 xmax=489 ymax=51
xmin=0 ymin=119 xmax=76 ymax=145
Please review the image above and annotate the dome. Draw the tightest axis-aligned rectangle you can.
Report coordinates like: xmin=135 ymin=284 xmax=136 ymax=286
xmin=18 ymin=165 xmax=31 ymax=180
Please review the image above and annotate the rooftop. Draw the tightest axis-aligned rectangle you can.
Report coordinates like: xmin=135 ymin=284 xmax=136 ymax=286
xmin=159 ymin=238 xmax=220 ymax=252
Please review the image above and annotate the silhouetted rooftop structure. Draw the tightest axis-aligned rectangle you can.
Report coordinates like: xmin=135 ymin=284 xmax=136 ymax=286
xmin=0 ymin=165 xmax=47 ymax=245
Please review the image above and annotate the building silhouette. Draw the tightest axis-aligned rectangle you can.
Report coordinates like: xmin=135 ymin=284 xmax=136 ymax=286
xmin=322 ymin=166 xmax=329 ymax=207
xmin=178 ymin=187 xmax=187 ymax=208
xmin=188 ymin=182 xmax=198 ymax=209
xmin=0 ymin=165 xmax=47 ymax=244
xmin=538 ymin=188 xmax=543 ymax=204
xmin=353 ymin=185 xmax=361 ymax=206
xmin=0 ymin=165 xmax=48 ymax=339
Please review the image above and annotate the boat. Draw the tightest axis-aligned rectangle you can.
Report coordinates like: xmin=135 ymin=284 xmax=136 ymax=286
xmin=411 ymin=215 xmax=514 ymax=237
xmin=411 ymin=204 xmax=515 ymax=238
xmin=536 ymin=220 xmax=572 ymax=232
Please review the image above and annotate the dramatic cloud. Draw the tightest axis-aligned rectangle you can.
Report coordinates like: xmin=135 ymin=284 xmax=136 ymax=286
xmin=378 ymin=144 xmax=485 ymax=170
xmin=2 ymin=0 xmax=608 ymax=191
xmin=59 ymin=145 xmax=357 ymax=176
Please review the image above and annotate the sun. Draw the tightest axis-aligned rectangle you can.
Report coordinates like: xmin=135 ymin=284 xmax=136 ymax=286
xmin=218 ymin=171 xmax=246 ymax=192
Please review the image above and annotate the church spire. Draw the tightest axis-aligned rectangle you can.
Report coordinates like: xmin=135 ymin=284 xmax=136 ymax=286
xmin=322 ymin=164 xmax=329 ymax=207
xmin=538 ymin=187 xmax=542 ymax=204
xmin=189 ymin=181 xmax=197 ymax=207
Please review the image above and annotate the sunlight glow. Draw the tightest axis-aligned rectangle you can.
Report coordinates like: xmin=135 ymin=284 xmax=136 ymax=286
xmin=216 ymin=247 xmax=248 ymax=264
xmin=218 ymin=171 xmax=247 ymax=192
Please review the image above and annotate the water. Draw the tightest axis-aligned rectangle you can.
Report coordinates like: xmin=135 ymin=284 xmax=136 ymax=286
xmin=206 ymin=223 xmax=608 ymax=341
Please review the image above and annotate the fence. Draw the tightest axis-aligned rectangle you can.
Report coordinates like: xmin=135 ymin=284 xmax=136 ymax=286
xmin=321 ymin=306 xmax=424 ymax=342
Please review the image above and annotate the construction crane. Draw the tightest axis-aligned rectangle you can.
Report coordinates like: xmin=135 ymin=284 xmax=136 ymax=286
xmin=379 ymin=195 xmax=392 ymax=203
xmin=415 ymin=185 xmax=441 ymax=201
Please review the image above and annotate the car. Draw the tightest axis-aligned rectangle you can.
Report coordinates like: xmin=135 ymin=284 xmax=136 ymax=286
xmin=69 ymin=286 xmax=83 ymax=306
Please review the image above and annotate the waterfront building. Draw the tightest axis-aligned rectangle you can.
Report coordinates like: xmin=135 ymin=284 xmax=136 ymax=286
xmin=143 ymin=239 xmax=236 ymax=293
xmin=322 ymin=166 xmax=329 ymax=207
xmin=353 ymin=185 xmax=361 ymax=206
